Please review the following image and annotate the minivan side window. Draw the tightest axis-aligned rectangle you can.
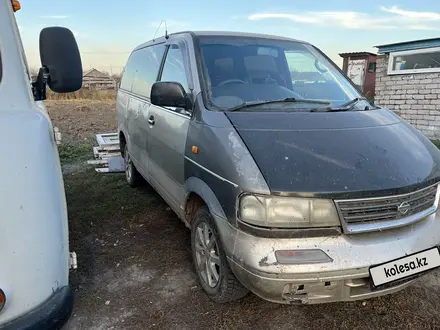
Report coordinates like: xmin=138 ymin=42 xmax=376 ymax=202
xmin=160 ymin=45 xmax=189 ymax=92
xmin=120 ymin=52 xmax=138 ymax=91
xmin=131 ymin=44 xmax=166 ymax=98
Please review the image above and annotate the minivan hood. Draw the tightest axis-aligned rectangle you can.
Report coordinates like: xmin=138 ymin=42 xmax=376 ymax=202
xmin=225 ymin=109 xmax=440 ymax=197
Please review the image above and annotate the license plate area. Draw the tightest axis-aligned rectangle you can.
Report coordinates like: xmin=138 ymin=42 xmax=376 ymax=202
xmin=369 ymin=247 xmax=440 ymax=288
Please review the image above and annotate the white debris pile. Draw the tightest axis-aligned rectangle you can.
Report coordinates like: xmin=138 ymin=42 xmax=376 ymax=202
xmin=88 ymin=133 xmax=125 ymax=173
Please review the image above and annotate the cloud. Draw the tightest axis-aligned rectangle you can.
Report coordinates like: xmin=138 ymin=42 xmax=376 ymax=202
xmin=380 ymin=6 xmax=440 ymax=21
xmin=248 ymin=7 xmax=440 ymax=30
xmin=40 ymin=15 xmax=68 ymax=19
xmin=249 ymin=13 xmax=320 ymax=24
xmin=407 ymin=25 xmax=439 ymax=30
xmin=248 ymin=12 xmax=395 ymax=29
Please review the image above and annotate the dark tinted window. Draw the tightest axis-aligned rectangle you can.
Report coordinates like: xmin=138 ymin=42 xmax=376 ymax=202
xmin=132 ymin=44 xmax=166 ymax=98
xmin=160 ymin=45 xmax=188 ymax=91
xmin=198 ymin=36 xmax=362 ymax=110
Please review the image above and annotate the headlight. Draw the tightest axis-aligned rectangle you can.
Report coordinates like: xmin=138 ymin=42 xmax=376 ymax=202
xmin=239 ymin=194 xmax=340 ymax=228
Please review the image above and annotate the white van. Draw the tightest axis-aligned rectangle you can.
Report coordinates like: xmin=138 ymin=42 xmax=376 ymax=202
xmin=0 ymin=0 xmax=82 ymax=328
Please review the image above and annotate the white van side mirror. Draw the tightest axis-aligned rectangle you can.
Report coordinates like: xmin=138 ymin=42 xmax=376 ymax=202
xmin=33 ymin=27 xmax=83 ymax=100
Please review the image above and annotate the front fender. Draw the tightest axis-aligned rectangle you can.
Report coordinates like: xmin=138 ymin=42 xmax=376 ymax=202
xmin=184 ymin=176 xmax=228 ymax=220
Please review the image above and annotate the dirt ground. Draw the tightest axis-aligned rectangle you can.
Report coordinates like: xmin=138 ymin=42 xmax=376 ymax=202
xmin=47 ymin=100 xmax=440 ymax=330
xmin=46 ymin=100 xmax=118 ymax=146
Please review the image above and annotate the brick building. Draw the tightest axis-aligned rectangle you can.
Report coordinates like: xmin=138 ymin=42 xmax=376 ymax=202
xmin=374 ymin=38 xmax=440 ymax=139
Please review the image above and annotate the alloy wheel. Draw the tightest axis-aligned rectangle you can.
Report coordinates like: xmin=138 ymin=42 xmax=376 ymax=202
xmin=194 ymin=221 xmax=221 ymax=288
xmin=125 ymin=151 xmax=132 ymax=181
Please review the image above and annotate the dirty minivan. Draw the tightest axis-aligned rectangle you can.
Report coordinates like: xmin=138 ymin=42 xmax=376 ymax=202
xmin=0 ymin=0 xmax=82 ymax=327
xmin=117 ymin=30 xmax=440 ymax=304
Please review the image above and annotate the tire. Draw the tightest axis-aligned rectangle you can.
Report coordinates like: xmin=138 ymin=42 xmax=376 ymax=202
xmin=191 ymin=206 xmax=248 ymax=303
xmin=124 ymin=145 xmax=143 ymax=187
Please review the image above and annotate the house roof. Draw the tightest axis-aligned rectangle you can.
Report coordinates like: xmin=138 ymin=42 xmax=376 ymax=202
xmin=375 ymin=37 xmax=440 ymax=54
xmin=339 ymin=52 xmax=377 ymax=58
xmin=83 ymin=68 xmax=116 ymax=82
xmin=83 ymin=68 xmax=110 ymax=77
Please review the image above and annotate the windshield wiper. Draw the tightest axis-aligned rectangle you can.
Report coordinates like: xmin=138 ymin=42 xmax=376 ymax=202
xmin=226 ymin=98 xmax=331 ymax=112
xmin=339 ymin=97 xmax=372 ymax=110
xmin=310 ymin=97 xmax=375 ymax=112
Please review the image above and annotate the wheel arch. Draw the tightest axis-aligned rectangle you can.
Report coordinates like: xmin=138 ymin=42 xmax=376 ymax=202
xmin=183 ymin=177 xmax=227 ymax=226
xmin=119 ymin=130 xmax=127 ymax=156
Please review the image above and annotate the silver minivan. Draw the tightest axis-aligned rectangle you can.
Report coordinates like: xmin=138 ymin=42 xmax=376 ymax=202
xmin=117 ymin=30 xmax=440 ymax=304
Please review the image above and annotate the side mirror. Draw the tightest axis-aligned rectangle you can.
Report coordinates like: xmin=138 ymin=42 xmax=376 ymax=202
xmin=37 ymin=27 xmax=82 ymax=97
xmin=151 ymin=82 xmax=191 ymax=109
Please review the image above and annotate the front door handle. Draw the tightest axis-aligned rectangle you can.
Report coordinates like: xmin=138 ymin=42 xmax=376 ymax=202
xmin=148 ymin=116 xmax=155 ymax=126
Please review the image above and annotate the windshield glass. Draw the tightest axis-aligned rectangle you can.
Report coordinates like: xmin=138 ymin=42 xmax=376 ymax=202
xmin=198 ymin=36 xmax=364 ymax=111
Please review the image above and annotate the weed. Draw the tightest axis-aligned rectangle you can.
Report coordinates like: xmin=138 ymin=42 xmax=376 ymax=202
xmin=58 ymin=144 xmax=91 ymax=165
xmin=431 ymin=140 xmax=440 ymax=149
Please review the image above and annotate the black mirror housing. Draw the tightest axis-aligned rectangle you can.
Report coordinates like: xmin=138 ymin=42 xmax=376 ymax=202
xmin=39 ymin=27 xmax=83 ymax=93
xmin=151 ymin=82 xmax=190 ymax=109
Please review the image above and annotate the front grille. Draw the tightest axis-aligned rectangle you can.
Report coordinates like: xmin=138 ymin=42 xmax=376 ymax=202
xmin=335 ymin=184 xmax=438 ymax=226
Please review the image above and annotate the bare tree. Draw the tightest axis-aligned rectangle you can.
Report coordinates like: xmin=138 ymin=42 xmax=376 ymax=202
xmin=111 ymin=73 xmax=122 ymax=86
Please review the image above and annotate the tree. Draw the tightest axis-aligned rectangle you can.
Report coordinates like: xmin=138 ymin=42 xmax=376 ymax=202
xmin=111 ymin=73 xmax=122 ymax=85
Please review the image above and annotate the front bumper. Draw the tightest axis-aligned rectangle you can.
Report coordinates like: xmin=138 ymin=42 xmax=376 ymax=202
xmin=228 ymin=259 xmax=414 ymax=304
xmin=0 ymin=286 xmax=73 ymax=330
xmin=214 ymin=212 xmax=440 ymax=304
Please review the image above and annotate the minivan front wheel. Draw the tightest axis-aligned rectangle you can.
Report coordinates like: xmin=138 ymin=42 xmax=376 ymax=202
xmin=124 ymin=145 xmax=143 ymax=187
xmin=191 ymin=206 xmax=248 ymax=303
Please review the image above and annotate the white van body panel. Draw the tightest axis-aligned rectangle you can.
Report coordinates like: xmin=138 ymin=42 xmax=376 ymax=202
xmin=0 ymin=0 xmax=33 ymax=110
xmin=0 ymin=0 xmax=69 ymax=324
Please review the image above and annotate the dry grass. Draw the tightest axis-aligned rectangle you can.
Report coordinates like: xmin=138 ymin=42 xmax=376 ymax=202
xmin=46 ymin=88 xmax=117 ymax=101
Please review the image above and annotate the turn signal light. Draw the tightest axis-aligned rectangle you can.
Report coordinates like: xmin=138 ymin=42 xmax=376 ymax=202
xmin=0 ymin=289 xmax=6 ymax=312
xmin=12 ymin=0 xmax=21 ymax=12
xmin=275 ymin=249 xmax=333 ymax=264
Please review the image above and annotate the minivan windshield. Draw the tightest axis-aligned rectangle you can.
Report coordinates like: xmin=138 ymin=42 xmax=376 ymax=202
xmin=198 ymin=36 xmax=371 ymax=111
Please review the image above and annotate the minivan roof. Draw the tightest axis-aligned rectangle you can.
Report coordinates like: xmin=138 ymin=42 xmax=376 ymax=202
xmin=133 ymin=30 xmax=309 ymax=52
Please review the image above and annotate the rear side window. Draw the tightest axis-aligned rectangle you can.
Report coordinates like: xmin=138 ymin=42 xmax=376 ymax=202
xmin=120 ymin=52 xmax=137 ymax=91
xmin=131 ymin=44 xmax=166 ymax=98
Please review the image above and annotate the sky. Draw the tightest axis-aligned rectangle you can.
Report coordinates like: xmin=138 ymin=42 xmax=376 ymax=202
xmin=14 ymin=0 xmax=440 ymax=74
